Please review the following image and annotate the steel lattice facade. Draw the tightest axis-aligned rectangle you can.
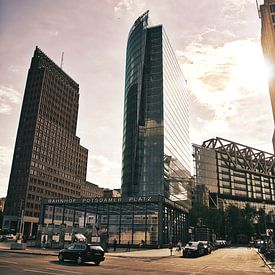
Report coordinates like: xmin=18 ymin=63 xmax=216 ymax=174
xmin=193 ymin=137 xmax=275 ymax=212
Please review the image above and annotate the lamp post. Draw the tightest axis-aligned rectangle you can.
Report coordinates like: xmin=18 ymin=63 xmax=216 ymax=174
xmin=18 ymin=209 xmax=25 ymax=242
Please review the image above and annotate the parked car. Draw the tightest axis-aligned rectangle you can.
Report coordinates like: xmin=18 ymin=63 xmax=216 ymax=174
xmin=5 ymin=234 xmax=16 ymax=241
xmin=58 ymin=243 xmax=105 ymax=265
xmin=214 ymin=240 xmax=227 ymax=248
xmin=254 ymin=239 xmax=264 ymax=248
xmin=201 ymin=241 xmax=212 ymax=255
xmin=182 ymin=241 xmax=205 ymax=257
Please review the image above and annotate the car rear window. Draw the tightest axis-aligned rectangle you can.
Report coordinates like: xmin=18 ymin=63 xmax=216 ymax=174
xmin=187 ymin=242 xmax=197 ymax=247
xmin=88 ymin=245 xmax=104 ymax=251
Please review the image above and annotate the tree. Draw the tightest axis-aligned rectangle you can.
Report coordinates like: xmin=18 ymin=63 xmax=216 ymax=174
xmin=225 ymin=205 xmax=242 ymax=243
xmin=258 ymin=208 xmax=266 ymax=235
xmin=207 ymin=208 xmax=223 ymax=237
xmin=189 ymin=202 xmax=224 ymax=237
xmin=189 ymin=202 xmax=208 ymax=227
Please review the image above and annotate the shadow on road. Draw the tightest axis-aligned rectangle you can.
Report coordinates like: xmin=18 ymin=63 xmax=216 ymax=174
xmin=49 ymin=260 xmax=101 ymax=267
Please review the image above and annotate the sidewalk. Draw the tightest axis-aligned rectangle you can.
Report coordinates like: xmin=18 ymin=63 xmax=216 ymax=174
xmin=0 ymin=242 xmax=181 ymax=258
xmin=107 ymin=248 xmax=180 ymax=258
xmin=257 ymin=251 xmax=275 ymax=273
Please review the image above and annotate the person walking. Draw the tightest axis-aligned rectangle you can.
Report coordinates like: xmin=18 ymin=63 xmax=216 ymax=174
xmin=42 ymin=235 xmax=46 ymax=249
xmin=176 ymin=240 xmax=182 ymax=252
xmin=126 ymin=241 xmax=130 ymax=252
xmin=113 ymin=238 xmax=117 ymax=252
xmin=168 ymin=240 xmax=173 ymax=256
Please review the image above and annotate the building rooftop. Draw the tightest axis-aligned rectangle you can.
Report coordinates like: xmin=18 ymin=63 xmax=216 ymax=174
xmin=200 ymin=137 xmax=275 ymax=176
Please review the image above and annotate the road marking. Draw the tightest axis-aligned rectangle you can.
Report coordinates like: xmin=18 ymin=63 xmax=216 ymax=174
xmin=0 ymin=260 xmax=18 ymax=264
xmin=47 ymin=268 xmax=83 ymax=274
xmin=23 ymin=269 xmax=63 ymax=275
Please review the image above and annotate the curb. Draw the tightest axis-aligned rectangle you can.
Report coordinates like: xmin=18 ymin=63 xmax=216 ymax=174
xmin=0 ymin=249 xmax=57 ymax=257
xmin=0 ymin=248 xmax=176 ymax=259
xmin=106 ymin=254 xmax=175 ymax=259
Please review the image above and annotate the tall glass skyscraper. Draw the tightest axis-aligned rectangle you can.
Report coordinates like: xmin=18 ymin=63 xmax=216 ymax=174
xmin=121 ymin=11 xmax=191 ymax=206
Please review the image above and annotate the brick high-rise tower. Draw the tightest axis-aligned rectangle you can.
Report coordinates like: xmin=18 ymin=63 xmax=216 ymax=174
xmin=3 ymin=47 xmax=88 ymax=237
xmin=260 ymin=0 xmax=275 ymax=151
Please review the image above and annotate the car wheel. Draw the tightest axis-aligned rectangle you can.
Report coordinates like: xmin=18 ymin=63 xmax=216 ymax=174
xmin=76 ymin=256 xmax=82 ymax=265
xmin=58 ymin=254 xmax=64 ymax=262
xmin=94 ymin=260 xmax=101 ymax=266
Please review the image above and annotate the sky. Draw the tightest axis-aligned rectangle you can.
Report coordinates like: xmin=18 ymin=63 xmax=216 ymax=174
xmin=0 ymin=0 xmax=273 ymax=197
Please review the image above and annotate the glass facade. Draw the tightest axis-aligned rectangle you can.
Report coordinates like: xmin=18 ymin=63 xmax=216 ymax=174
xmin=39 ymin=197 xmax=188 ymax=247
xmin=121 ymin=11 xmax=191 ymax=208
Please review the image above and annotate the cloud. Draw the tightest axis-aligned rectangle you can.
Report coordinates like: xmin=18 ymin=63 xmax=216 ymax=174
xmin=222 ymin=0 xmax=254 ymax=18
xmin=0 ymin=86 xmax=21 ymax=114
xmin=113 ymin=0 xmax=146 ymax=18
xmin=89 ymin=154 xmax=120 ymax=173
xmin=178 ymin=38 xmax=272 ymax=152
xmin=8 ymin=65 xmax=21 ymax=73
xmin=179 ymin=39 xmax=267 ymax=109
xmin=197 ymin=28 xmax=236 ymax=46
xmin=48 ymin=30 xmax=59 ymax=36
xmin=0 ymin=146 xmax=12 ymax=167
xmin=0 ymin=146 xmax=12 ymax=197
xmin=87 ymin=154 xmax=121 ymax=189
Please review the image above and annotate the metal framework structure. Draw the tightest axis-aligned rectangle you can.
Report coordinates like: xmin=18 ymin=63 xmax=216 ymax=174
xmin=202 ymin=137 xmax=275 ymax=176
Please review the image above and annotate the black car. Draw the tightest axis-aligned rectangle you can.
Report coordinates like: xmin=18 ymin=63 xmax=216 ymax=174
xmin=201 ymin=241 xmax=212 ymax=255
xmin=183 ymin=241 xmax=205 ymax=257
xmin=58 ymin=243 xmax=105 ymax=265
xmin=214 ymin=240 xmax=227 ymax=248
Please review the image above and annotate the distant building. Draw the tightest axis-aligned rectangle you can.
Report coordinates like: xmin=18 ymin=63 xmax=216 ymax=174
xmin=102 ymin=188 xmax=120 ymax=198
xmin=260 ymin=0 xmax=275 ymax=151
xmin=3 ymin=47 xmax=88 ymax=237
xmin=193 ymin=137 xmax=275 ymax=213
xmin=81 ymin=182 xmax=103 ymax=198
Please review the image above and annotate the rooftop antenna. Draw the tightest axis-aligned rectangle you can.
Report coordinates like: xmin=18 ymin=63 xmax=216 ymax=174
xmin=60 ymin=52 xmax=64 ymax=69
xmin=256 ymin=0 xmax=261 ymax=19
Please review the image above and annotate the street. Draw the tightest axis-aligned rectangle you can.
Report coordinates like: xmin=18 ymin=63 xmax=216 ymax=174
xmin=0 ymin=247 xmax=271 ymax=274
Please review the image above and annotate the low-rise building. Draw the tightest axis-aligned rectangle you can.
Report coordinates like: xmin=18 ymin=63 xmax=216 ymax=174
xmin=81 ymin=181 xmax=103 ymax=198
xmin=103 ymin=188 xmax=121 ymax=198
xmin=193 ymin=137 xmax=275 ymax=213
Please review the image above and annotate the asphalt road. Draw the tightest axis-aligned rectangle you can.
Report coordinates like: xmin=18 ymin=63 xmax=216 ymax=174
xmin=0 ymin=247 xmax=271 ymax=274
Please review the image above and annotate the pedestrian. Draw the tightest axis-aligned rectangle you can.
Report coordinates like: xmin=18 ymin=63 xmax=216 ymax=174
xmin=113 ymin=238 xmax=117 ymax=252
xmin=139 ymin=239 xmax=145 ymax=248
xmin=42 ymin=235 xmax=46 ymax=249
xmin=176 ymin=240 xmax=182 ymax=252
xmin=168 ymin=240 xmax=173 ymax=256
xmin=126 ymin=241 xmax=130 ymax=252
